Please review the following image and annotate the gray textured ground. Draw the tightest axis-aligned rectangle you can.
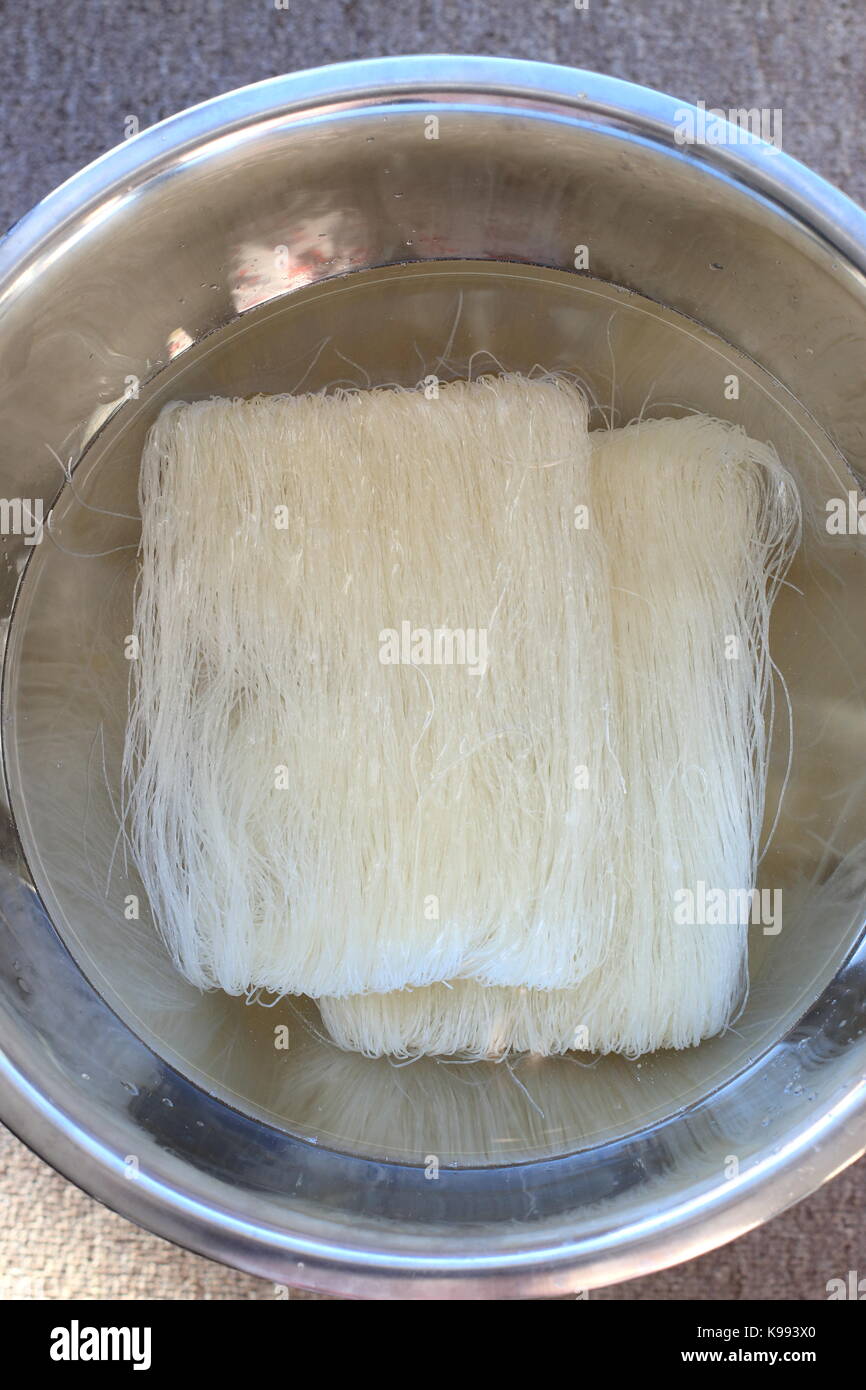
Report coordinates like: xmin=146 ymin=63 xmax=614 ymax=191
xmin=0 ymin=0 xmax=863 ymax=1301
xmin=2 ymin=0 xmax=865 ymax=233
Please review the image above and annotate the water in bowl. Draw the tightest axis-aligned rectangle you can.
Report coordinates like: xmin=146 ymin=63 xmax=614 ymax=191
xmin=5 ymin=262 xmax=865 ymax=1164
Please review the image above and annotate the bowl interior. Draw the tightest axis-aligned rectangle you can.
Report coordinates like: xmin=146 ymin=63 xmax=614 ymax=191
xmin=6 ymin=260 xmax=865 ymax=1166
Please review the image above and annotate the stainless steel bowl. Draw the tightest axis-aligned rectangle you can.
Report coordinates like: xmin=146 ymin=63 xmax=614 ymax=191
xmin=1 ymin=56 xmax=865 ymax=1299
